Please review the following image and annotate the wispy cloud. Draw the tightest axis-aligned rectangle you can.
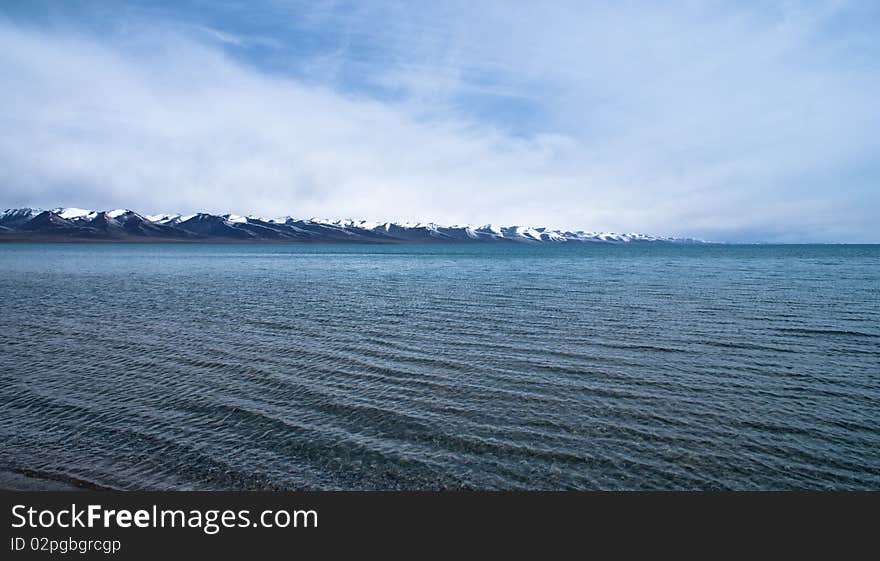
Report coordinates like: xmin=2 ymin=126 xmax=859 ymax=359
xmin=1 ymin=1 xmax=878 ymax=241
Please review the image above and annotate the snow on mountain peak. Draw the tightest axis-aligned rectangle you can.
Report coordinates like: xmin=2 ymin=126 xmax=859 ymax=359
xmin=1 ymin=206 xmax=701 ymax=243
xmin=55 ymin=207 xmax=92 ymax=219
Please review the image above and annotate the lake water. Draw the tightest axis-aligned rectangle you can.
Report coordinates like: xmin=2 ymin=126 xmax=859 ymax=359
xmin=1 ymin=243 xmax=878 ymax=489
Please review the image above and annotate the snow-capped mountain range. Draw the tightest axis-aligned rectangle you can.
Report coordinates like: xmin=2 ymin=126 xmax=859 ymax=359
xmin=0 ymin=207 xmax=704 ymax=244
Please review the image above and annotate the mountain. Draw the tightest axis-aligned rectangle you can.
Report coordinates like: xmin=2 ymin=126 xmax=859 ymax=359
xmin=0 ymin=207 xmax=704 ymax=244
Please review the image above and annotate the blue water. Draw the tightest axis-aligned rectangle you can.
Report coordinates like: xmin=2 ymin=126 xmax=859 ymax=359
xmin=1 ymin=243 xmax=878 ymax=490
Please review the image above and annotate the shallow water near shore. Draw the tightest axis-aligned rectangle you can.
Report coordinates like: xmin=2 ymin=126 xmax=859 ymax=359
xmin=1 ymin=243 xmax=878 ymax=489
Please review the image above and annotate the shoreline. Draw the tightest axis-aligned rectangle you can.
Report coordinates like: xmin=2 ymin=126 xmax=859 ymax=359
xmin=0 ymin=470 xmax=101 ymax=492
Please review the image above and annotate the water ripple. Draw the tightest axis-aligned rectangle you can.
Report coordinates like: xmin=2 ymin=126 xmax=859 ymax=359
xmin=1 ymin=243 xmax=878 ymax=489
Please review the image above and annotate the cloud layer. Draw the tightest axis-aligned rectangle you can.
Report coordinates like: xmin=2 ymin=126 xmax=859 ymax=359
xmin=1 ymin=2 xmax=878 ymax=241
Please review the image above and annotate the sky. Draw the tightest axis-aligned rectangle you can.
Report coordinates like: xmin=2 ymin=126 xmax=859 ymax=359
xmin=1 ymin=1 xmax=878 ymax=242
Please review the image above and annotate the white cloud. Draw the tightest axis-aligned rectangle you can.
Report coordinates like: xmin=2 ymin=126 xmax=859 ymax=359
xmin=1 ymin=1 xmax=878 ymax=242
xmin=0 ymin=25 xmax=574 ymax=225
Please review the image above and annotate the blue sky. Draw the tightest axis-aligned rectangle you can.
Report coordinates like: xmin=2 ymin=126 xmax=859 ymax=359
xmin=1 ymin=1 xmax=879 ymax=241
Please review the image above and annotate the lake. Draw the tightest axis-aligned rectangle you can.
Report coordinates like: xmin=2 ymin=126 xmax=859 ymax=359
xmin=1 ymin=243 xmax=877 ymax=489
